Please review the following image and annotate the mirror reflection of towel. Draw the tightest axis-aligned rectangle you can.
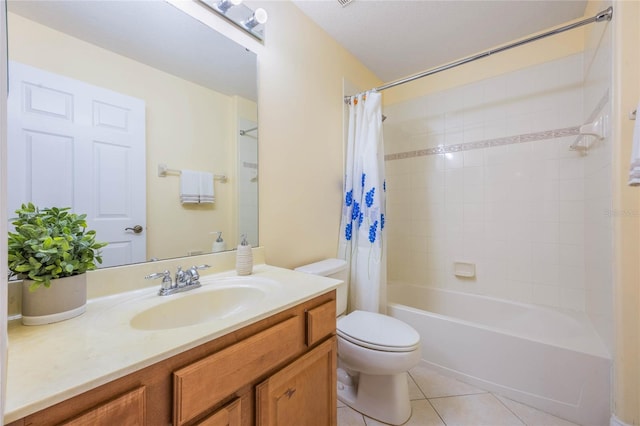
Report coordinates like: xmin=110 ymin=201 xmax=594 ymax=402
xmin=180 ymin=170 xmax=200 ymax=204
xmin=199 ymin=172 xmax=215 ymax=203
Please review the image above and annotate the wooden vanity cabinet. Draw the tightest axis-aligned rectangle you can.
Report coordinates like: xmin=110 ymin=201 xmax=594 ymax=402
xmin=7 ymin=291 xmax=336 ymax=426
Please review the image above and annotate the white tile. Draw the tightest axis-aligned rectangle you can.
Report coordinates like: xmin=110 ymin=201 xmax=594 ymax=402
xmin=464 ymin=149 xmax=484 ymax=168
xmin=495 ymin=395 xmax=580 ymax=426
xmin=445 ymin=131 xmax=464 ymax=147
xmin=558 ymin=157 xmax=584 ymax=180
xmin=485 ymin=145 xmax=511 ymax=166
xmin=531 ymin=262 xmax=560 ymax=286
xmin=559 ymin=178 xmax=585 ymax=201
xmin=409 ymin=365 xmax=487 ymax=398
xmin=529 ymin=221 xmax=559 ymax=244
xmin=530 ymin=200 xmax=559 ymax=223
xmin=464 ymin=126 xmax=484 ymax=143
xmin=559 ymin=200 xmax=584 ymax=223
xmin=464 ymin=184 xmax=484 ymax=204
xmin=559 ymin=244 xmax=584 ymax=267
xmin=364 ymin=400 xmax=445 ymax=426
xmin=338 ymin=406 xmax=366 ymax=426
xmin=532 ymin=284 xmax=560 ymax=307
xmin=558 ymin=265 xmax=586 ymax=289
xmin=445 ymin=111 xmax=464 ymax=131
xmin=531 ymin=242 xmax=559 ymax=267
xmin=559 ymin=287 xmax=586 ymax=311
xmin=559 ymin=222 xmax=585 ymax=245
xmin=430 ymin=393 xmax=525 ymax=426
xmin=444 ymin=151 xmax=464 ymax=169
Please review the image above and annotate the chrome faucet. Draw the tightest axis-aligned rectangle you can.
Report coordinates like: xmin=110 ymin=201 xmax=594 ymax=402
xmin=145 ymin=264 xmax=210 ymax=296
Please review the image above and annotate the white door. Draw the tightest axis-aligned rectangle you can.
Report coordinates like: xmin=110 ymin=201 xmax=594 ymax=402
xmin=7 ymin=61 xmax=146 ymax=267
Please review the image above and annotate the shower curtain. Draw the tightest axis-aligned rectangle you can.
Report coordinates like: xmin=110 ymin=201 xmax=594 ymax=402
xmin=338 ymin=91 xmax=387 ymax=314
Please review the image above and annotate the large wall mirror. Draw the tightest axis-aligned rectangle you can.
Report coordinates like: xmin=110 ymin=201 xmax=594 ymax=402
xmin=6 ymin=1 xmax=258 ymax=269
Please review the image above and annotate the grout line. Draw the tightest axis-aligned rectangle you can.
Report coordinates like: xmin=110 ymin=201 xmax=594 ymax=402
xmin=426 ymin=390 xmax=490 ymax=400
xmin=492 ymin=393 xmax=528 ymax=426
xmin=407 ymin=371 xmax=428 ymax=400
xmin=426 ymin=398 xmax=448 ymax=426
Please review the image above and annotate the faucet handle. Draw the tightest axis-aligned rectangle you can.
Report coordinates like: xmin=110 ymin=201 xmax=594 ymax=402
xmin=145 ymin=270 xmax=173 ymax=290
xmin=187 ymin=264 xmax=211 ymax=282
xmin=193 ymin=264 xmax=211 ymax=271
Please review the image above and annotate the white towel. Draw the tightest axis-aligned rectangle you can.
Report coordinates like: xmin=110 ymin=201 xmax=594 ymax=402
xmin=199 ymin=172 xmax=215 ymax=203
xmin=180 ymin=170 xmax=200 ymax=204
xmin=629 ymin=101 xmax=640 ymax=185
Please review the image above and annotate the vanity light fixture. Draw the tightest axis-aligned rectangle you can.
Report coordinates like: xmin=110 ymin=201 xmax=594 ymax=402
xmin=198 ymin=0 xmax=267 ymax=41
xmin=217 ymin=0 xmax=242 ymax=14
xmin=242 ymin=8 xmax=268 ymax=30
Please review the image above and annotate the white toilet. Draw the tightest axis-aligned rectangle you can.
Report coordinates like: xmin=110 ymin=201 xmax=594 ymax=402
xmin=295 ymin=258 xmax=421 ymax=425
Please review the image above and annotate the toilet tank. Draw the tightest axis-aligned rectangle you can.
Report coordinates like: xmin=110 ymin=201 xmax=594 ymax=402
xmin=294 ymin=258 xmax=348 ymax=316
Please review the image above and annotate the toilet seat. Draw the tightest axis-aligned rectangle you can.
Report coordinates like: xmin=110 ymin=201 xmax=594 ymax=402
xmin=337 ymin=310 xmax=420 ymax=352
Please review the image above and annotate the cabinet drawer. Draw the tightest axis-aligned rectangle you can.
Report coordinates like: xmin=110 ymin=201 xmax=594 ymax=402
xmin=306 ymin=301 xmax=336 ymax=346
xmin=174 ymin=316 xmax=304 ymax=426
xmin=195 ymin=398 xmax=241 ymax=426
xmin=60 ymin=386 xmax=145 ymax=426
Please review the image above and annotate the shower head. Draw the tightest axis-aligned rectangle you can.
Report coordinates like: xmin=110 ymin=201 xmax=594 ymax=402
xmin=382 ymin=114 xmax=387 ymax=122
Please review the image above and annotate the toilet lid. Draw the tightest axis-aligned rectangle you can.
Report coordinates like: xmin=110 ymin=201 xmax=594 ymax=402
xmin=337 ymin=310 xmax=420 ymax=352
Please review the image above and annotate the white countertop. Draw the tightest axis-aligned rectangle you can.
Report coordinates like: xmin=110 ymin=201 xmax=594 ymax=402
xmin=4 ymin=264 xmax=340 ymax=423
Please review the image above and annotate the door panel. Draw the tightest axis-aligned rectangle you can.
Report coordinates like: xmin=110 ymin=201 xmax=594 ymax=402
xmin=8 ymin=61 xmax=146 ymax=266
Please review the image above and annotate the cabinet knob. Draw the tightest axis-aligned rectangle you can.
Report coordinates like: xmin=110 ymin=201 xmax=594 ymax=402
xmin=284 ymin=388 xmax=296 ymax=399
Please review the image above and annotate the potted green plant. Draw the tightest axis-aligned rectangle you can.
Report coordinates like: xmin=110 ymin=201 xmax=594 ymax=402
xmin=8 ymin=203 xmax=107 ymax=325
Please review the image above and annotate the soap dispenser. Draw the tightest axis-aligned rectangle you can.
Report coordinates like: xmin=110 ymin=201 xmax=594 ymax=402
xmin=235 ymin=234 xmax=253 ymax=276
xmin=211 ymin=231 xmax=226 ymax=253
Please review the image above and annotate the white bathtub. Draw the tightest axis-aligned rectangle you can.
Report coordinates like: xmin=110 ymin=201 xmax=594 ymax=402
xmin=387 ymin=283 xmax=610 ymax=426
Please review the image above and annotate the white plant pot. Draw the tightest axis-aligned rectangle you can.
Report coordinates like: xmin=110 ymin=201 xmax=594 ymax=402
xmin=22 ymin=274 xmax=87 ymax=326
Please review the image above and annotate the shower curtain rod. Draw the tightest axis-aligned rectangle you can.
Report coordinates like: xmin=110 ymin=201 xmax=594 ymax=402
xmin=239 ymin=126 xmax=258 ymax=136
xmin=344 ymin=6 xmax=613 ymax=103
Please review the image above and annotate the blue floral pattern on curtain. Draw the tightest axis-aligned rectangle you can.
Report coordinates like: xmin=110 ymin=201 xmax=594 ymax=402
xmin=338 ymin=91 xmax=387 ymax=314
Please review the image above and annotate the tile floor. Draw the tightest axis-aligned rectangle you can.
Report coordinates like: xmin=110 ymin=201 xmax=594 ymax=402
xmin=337 ymin=364 xmax=580 ymax=426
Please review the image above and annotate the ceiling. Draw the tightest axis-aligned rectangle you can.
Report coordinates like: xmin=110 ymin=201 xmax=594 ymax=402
xmin=7 ymin=1 xmax=258 ymax=101
xmin=292 ymin=0 xmax=588 ymax=85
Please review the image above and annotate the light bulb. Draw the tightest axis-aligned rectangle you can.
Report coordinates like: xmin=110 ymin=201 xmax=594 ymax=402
xmin=217 ymin=0 xmax=242 ymax=13
xmin=243 ymin=8 xmax=268 ymax=29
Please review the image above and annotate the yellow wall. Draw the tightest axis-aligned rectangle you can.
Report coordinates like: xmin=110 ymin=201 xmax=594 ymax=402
xmin=612 ymin=0 xmax=640 ymax=423
xmin=7 ymin=13 xmax=238 ymax=260
xmin=256 ymin=2 xmax=381 ymax=267
xmin=169 ymin=1 xmax=382 ymax=268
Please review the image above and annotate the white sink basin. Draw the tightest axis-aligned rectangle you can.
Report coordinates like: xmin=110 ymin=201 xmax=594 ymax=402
xmin=130 ymin=277 xmax=278 ymax=330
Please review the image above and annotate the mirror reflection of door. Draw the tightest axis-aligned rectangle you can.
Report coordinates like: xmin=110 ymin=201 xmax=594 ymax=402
xmin=6 ymin=1 xmax=258 ymax=266
xmin=7 ymin=61 xmax=147 ymax=267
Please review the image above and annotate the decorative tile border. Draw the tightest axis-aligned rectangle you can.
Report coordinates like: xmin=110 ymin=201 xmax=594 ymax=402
xmin=384 ymin=126 xmax=580 ymax=161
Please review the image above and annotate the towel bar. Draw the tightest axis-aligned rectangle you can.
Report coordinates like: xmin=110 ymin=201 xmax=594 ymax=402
xmin=157 ymin=164 xmax=228 ymax=183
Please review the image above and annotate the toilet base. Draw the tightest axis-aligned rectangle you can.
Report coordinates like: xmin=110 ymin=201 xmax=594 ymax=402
xmin=337 ymin=368 xmax=412 ymax=425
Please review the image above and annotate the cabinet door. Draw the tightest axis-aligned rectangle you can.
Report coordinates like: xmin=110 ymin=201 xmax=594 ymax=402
xmin=256 ymin=337 xmax=337 ymax=426
xmin=60 ymin=386 xmax=145 ymax=426
xmin=195 ymin=398 xmax=241 ymax=426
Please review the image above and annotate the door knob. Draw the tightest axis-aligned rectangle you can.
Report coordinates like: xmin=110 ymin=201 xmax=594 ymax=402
xmin=125 ymin=225 xmax=143 ymax=234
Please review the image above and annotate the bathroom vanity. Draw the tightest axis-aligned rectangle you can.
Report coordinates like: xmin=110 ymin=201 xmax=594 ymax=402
xmin=4 ymin=260 xmax=339 ymax=425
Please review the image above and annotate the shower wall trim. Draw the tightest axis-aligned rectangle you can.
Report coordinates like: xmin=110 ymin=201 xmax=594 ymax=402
xmin=384 ymin=126 xmax=579 ymax=161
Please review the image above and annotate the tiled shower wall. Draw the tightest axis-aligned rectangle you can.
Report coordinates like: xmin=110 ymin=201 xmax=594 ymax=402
xmin=384 ymin=53 xmax=603 ymax=312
